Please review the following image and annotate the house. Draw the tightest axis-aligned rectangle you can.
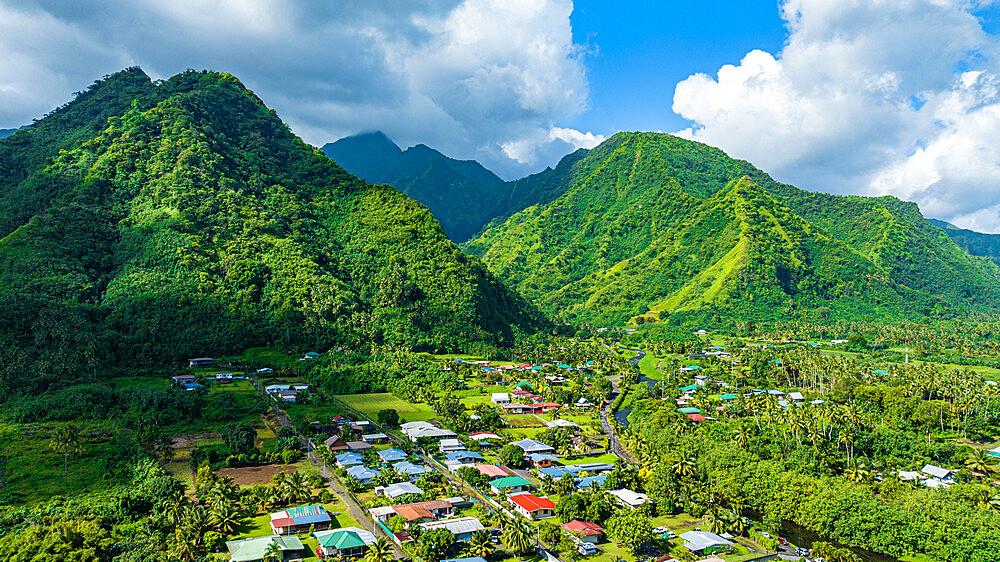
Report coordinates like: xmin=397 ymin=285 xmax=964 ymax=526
xmin=369 ymin=499 xmax=454 ymax=522
xmin=680 ymin=530 xmax=733 ymax=556
xmin=393 ymin=461 xmax=433 ymax=479
xmin=989 ymin=445 xmax=1000 ymax=459
xmin=445 ymin=450 xmax=485 ymax=463
xmin=574 ymin=474 xmax=608 ymax=490
xmin=378 ymin=482 xmax=424 ymax=499
xmin=313 ymin=527 xmax=377 ymax=559
xmin=335 ymin=452 xmax=364 ymax=468
xmin=378 ymin=448 xmax=409 ymax=463
xmin=575 ymin=397 xmax=594 ymax=408
xmin=362 ymin=433 xmax=389 ymax=443
xmin=489 ymin=476 xmax=534 ymax=494
xmin=898 ymin=471 xmax=923 ymax=482
xmin=183 ymin=383 xmax=204 ymax=391
xmin=419 ymin=517 xmax=486 ymax=541
xmin=188 ymin=357 xmax=214 ymax=368
xmin=467 ymin=431 xmax=502 ymax=441
xmin=171 ymin=374 xmax=196 ymax=386
xmin=508 ymin=493 xmax=556 ymax=520
xmin=921 ymin=464 xmax=954 ymax=479
xmin=226 ymin=535 xmax=304 ymax=562
xmin=491 ymin=393 xmax=511 ymax=404
xmin=277 ymin=390 xmax=299 ymax=402
xmin=345 ymin=465 xmax=378 ymax=484
xmin=527 ymin=453 xmax=559 ymax=469
xmin=346 ymin=441 xmax=372 ymax=452
xmin=269 ymin=505 xmax=333 ymax=535
xmin=474 ymin=464 xmax=512 ymax=478
xmin=608 ymin=489 xmax=649 ymax=509
xmin=439 ymin=439 xmax=466 ymax=454
xmin=788 ymin=391 xmax=805 ymax=403
xmin=512 ymin=438 xmax=555 ymax=454
xmin=401 ymin=421 xmax=457 ymax=441
xmin=302 ymin=351 xmax=321 ymax=360
xmin=324 ymin=436 xmax=350 ymax=452
xmin=561 ymin=520 xmax=604 ymax=545
xmin=256 ymin=367 xmax=273 ymax=374
xmin=687 ymin=413 xmax=708 ymax=422
xmin=677 ymin=407 xmax=701 ymax=415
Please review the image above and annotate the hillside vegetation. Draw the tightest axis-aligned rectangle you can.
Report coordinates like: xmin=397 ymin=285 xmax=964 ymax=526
xmin=0 ymin=68 xmax=543 ymax=397
xmin=464 ymin=132 xmax=1000 ymax=325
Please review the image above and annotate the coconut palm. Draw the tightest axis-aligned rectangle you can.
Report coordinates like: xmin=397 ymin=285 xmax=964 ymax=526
xmin=365 ymin=536 xmax=394 ymax=562
xmin=734 ymin=424 xmax=752 ymax=448
xmin=503 ymin=524 xmax=534 ymax=559
xmin=283 ymin=471 xmax=311 ymax=503
xmin=211 ymin=501 xmax=244 ymax=535
xmin=466 ymin=530 xmax=496 ymax=559
xmin=262 ymin=540 xmax=283 ymax=562
xmin=670 ymin=451 xmax=696 ymax=481
xmin=965 ymin=449 xmax=997 ymax=475
xmin=49 ymin=426 xmax=84 ymax=474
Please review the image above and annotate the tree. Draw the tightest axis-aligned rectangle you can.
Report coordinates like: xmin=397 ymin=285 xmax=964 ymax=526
xmin=965 ymin=448 xmax=997 ymax=475
xmin=466 ymin=530 xmax=496 ymax=559
xmin=283 ymin=471 xmax=311 ymax=503
xmin=418 ymin=528 xmax=455 ymax=562
xmin=605 ymin=509 xmax=651 ymax=554
xmin=365 ymin=536 xmax=394 ymax=562
xmin=211 ymin=501 xmax=243 ymax=535
xmin=499 ymin=444 xmax=525 ymax=468
xmin=377 ymin=408 xmax=400 ymax=427
xmin=538 ymin=521 xmax=562 ymax=546
xmin=221 ymin=423 xmax=257 ymax=454
xmin=49 ymin=425 xmax=84 ymax=474
xmin=263 ymin=540 xmax=283 ymax=562
xmin=503 ymin=524 xmax=534 ymax=559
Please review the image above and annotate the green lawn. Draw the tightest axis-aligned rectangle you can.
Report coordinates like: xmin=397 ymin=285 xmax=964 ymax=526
xmin=338 ymin=393 xmax=436 ymax=423
xmin=164 ymin=461 xmax=194 ymax=492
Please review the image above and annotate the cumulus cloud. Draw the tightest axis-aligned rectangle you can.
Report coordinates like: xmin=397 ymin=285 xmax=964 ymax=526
xmin=672 ymin=0 xmax=1000 ymax=232
xmin=0 ymin=0 xmax=589 ymax=178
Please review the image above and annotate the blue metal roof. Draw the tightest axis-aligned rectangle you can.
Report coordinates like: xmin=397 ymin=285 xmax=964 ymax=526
xmin=445 ymin=451 xmax=484 ymax=461
xmin=378 ymin=448 xmax=408 ymax=462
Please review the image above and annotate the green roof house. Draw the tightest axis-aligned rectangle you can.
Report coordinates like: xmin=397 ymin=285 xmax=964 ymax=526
xmin=677 ymin=407 xmax=701 ymax=414
xmin=314 ymin=527 xmax=377 ymax=558
xmin=226 ymin=535 xmax=304 ymax=562
xmin=490 ymin=475 xmax=534 ymax=494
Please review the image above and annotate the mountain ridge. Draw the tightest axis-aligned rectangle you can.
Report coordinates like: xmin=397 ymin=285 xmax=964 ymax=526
xmin=464 ymin=132 xmax=1000 ymax=325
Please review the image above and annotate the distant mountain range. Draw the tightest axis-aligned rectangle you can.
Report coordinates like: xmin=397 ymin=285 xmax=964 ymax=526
xmin=929 ymin=219 xmax=1000 ymax=267
xmin=462 ymin=133 xmax=1000 ymax=325
xmin=0 ymin=68 xmax=543 ymax=391
xmin=322 ymin=132 xmax=572 ymax=242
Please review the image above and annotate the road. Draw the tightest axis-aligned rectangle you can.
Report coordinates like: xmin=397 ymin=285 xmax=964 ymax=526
xmin=599 ymin=376 xmax=635 ymax=464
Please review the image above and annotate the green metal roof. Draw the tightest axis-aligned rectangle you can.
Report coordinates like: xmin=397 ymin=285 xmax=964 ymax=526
xmin=226 ymin=536 xmax=304 ymax=561
xmin=678 ymin=407 xmax=701 ymax=414
xmin=680 ymin=384 xmax=699 ymax=392
xmin=490 ymin=475 xmax=533 ymax=488
xmin=718 ymin=393 xmax=739 ymax=400
xmin=316 ymin=529 xmax=367 ymax=549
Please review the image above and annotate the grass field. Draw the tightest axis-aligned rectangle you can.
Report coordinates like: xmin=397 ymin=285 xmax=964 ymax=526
xmin=338 ymin=393 xmax=436 ymax=423
xmin=0 ymin=421 xmax=126 ymax=504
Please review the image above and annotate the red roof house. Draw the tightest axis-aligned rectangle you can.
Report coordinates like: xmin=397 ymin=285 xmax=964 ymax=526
xmin=509 ymin=494 xmax=556 ymax=520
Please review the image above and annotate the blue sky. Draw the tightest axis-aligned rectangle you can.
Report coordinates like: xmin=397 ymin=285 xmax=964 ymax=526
xmin=5 ymin=1 xmax=1000 ymax=230
xmin=567 ymin=1 xmax=787 ymax=136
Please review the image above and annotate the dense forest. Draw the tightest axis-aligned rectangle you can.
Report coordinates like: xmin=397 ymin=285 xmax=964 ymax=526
xmin=0 ymin=68 xmax=545 ymax=398
xmin=464 ymin=133 xmax=1000 ymax=326
xmin=931 ymin=219 xmax=1000 ymax=267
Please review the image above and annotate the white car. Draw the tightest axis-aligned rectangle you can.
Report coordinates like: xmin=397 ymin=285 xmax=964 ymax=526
xmin=652 ymin=527 xmax=669 ymax=534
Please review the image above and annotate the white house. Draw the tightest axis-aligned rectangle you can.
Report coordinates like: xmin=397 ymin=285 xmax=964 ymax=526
xmin=608 ymin=489 xmax=649 ymax=509
xmin=491 ymin=393 xmax=511 ymax=404
xmin=419 ymin=517 xmax=486 ymax=541
xmin=400 ymin=421 xmax=457 ymax=441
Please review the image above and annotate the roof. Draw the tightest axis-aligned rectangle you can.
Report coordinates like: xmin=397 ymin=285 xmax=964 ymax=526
xmin=608 ymin=488 xmax=649 ymax=506
xmin=394 ymin=461 xmax=432 ymax=475
xmin=527 ymin=453 xmax=560 ymax=462
xmin=687 ymin=413 xmax=708 ymax=422
xmin=718 ymin=393 xmax=739 ymax=400
xmin=788 ymin=392 xmax=804 ymax=400
xmin=346 ymin=465 xmax=378 ymax=480
xmin=383 ymin=482 xmax=423 ymax=498
xmin=378 ymin=448 xmax=409 ymax=462
xmin=335 ymin=452 xmax=364 ymax=466
xmin=271 ymin=505 xmax=331 ymax=527
xmin=678 ymin=407 xmax=701 ymax=414
xmin=922 ymin=464 xmax=953 ymax=478
xmin=562 ymin=520 xmax=604 ymax=536
xmin=474 ymin=464 xmax=512 ymax=477
xmin=680 ymin=384 xmax=699 ymax=392
xmin=445 ymin=450 xmax=484 ymax=461
xmin=491 ymin=393 xmax=510 ymax=400
xmin=420 ymin=516 xmax=486 ymax=535
xmin=545 ymin=419 xmax=579 ymax=428
xmin=508 ymin=493 xmax=556 ymax=512
xmin=575 ymin=474 xmax=608 ymax=488
xmin=395 ymin=506 xmax=435 ymax=521
xmin=467 ymin=432 xmax=502 ymax=440
xmin=512 ymin=438 xmax=555 ymax=453
xmin=443 ymin=558 xmax=489 ymax=562
xmin=314 ymin=527 xmax=376 ymax=550
xmin=226 ymin=536 xmax=304 ymax=561
xmin=680 ymin=530 xmax=732 ymax=552
xmin=490 ymin=476 xmax=533 ymax=489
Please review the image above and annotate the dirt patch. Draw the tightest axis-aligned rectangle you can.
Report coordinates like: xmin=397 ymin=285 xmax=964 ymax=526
xmin=217 ymin=464 xmax=301 ymax=486
xmin=171 ymin=433 xmax=219 ymax=449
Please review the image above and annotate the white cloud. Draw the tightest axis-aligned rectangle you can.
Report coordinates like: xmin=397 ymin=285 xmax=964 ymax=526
xmin=0 ymin=0 xmax=590 ymax=178
xmin=549 ymin=126 xmax=605 ymax=149
xmin=672 ymin=0 xmax=1000 ymax=232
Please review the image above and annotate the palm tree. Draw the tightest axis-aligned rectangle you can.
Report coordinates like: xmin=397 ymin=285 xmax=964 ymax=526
xmin=262 ymin=540 xmax=283 ymax=562
xmin=170 ymin=527 xmax=202 ymax=562
xmin=365 ymin=536 xmax=394 ymax=562
xmin=734 ymin=424 xmax=752 ymax=448
xmin=670 ymin=451 xmax=696 ymax=481
xmin=283 ymin=471 xmax=311 ymax=503
xmin=211 ymin=501 xmax=244 ymax=535
xmin=50 ymin=426 xmax=83 ymax=474
xmin=964 ymin=449 xmax=997 ymax=475
xmin=466 ymin=530 xmax=496 ymax=559
xmin=503 ymin=524 xmax=534 ymax=560
xmin=158 ymin=495 xmax=189 ymax=529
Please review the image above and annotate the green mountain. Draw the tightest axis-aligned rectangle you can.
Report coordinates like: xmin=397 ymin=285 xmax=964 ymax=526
xmin=464 ymin=132 xmax=1000 ymax=325
xmin=323 ymin=132 xmax=561 ymax=243
xmin=929 ymin=219 xmax=1000 ymax=266
xmin=0 ymin=68 xmax=543 ymax=393
xmin=0 ymin=128 xmax=20 ymax=140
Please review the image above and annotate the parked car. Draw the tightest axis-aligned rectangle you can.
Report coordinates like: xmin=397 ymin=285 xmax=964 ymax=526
xmin=578 ymin=543 xmax=599 ymax=556
xmin=652 ymin=527 xmax=669 ymax=534
xmin=760 ymin=532 xmax=773 ymax=539
xmin=665 ymin=531 xmax=676 ymax=539
xmin=778 ymin=537 xmax=789 ymax=546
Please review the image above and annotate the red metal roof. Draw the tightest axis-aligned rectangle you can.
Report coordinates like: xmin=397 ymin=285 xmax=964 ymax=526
xmin=509 ymin=494 xmax=555 ymax=512
xmin=271 ymin=517 xmax=294 ymax=529
xmin=562 ymin=520 xmax=604 ymax=536
xmin=687 ymin=413 xmax=708 ymax=422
